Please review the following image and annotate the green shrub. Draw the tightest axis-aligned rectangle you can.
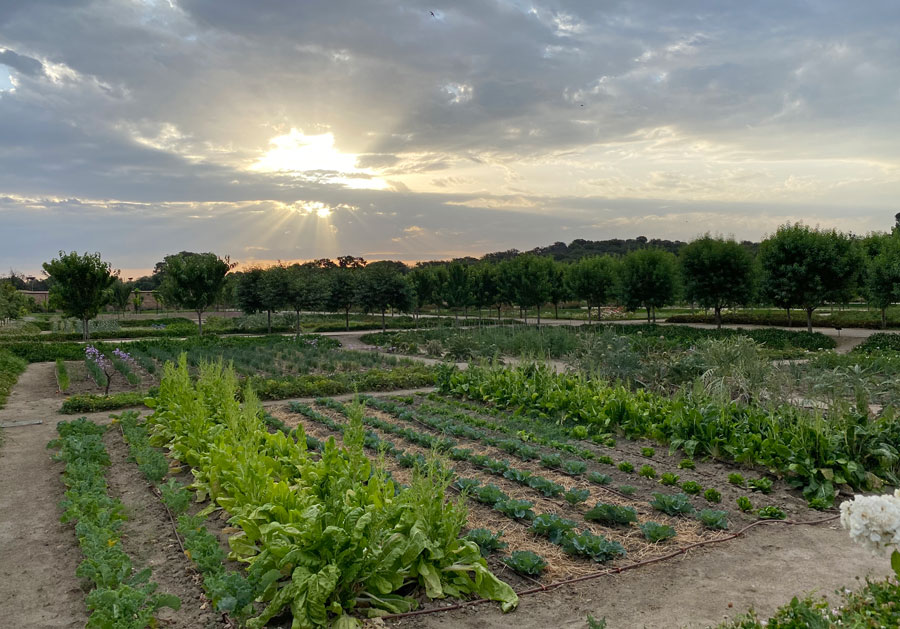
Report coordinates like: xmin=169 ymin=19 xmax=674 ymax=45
xmin=564 ymin=488 xmax=591 ymax=505
xmin=748 ymin=477 xmax=773 ymax=494
xmin=737 ymin=496 xmax=753 ymax=512
xmin=681 ymin=481 xmax=702 ymax=495
xmin=698 ymin=509 xmax=729 ymax=530
xmin=704 ymin=488 xmax=722 ymax=503
xmin=587 ymin=471 xmax=612 ymax=485
xmin=618 ymin=485 xmax=636 ymax=496
xmin=503 ymin=551 xmax=547 ymax=576
xmin=638 ymin=464 xmax=657 ymax=479
xmin=618 ymin=461 xmax=634 ymax=473
xmin=757 ymin=506 xmax=786 ymax=520
xmin=678 ymin=458 xmax=695 ymax=470
xmin=727 ymin=473 xmax=745 ymax=487
xmin=660 ymin=472 xmax=679 ymax=486
xmin=0 ymin=349 xmax=27 ymax=408
xmin=641 ymin=447 xmax=655 ymax=457
xmin=60 ymin=392 xmax=147 ymax=414
xmin=584 ymin=502 xmax=637 ymax=526
xmin=464 ymin=529 xmax=508 ymax=557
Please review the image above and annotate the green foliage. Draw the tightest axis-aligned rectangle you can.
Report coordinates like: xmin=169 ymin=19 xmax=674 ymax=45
xmin=620 ymin=248 xmax=679 ymax=321
xmin=531 ymin=513 xmax=578 ymax=544
xmin=61 ymin=392 xmax=147 ymax=414
xmin=680 ymin=235 xmax=755 ymax=327
xmin=0 ymin=349 xmax=26 ymax=408
xmin=680 ymin=481 xmax=702 ymax=495
xmin=650 ymin=493 xmax=695 ymax=516
xmin=641 ymin=447 xmax=655 ymax=457
xmin=586 ymin=614 xmax=608 ymax=629
xmin=727 ymin=473 xmax=745 ymax=487
xmin=464 ymin=529 xmax=508 ymax=557
xmin=678 ymin=458 xmax=695 ymax=469
xmin=757 ymin=506 xmax=786 ymax=520
xmin=564 ymin=488 xmax=591 ymax=505
xmin=698 ymin=509 xmax=729 ymax=530
xmin=704 ymin=488 xmax=722 ymax=503
xmin=55 ymin=358 xmax=71 ymax=393
xmin=639 ymin=522 xmax=677 ymax=543
xmin=147 ymin=358 xmax=517 ymax=625
xmin=42 ymin=251 xmax=117 ymax=340
xmin=156 ymin=252 xmax=232 ymax=334
xmin=49 ymin=418 xmax=179 ymax=627
xmin=559 ymin=530 xmax=626 ymax=563
xmin=638 ymin=464 xmax=657 ymax=479
xmin=618 ymin=485 xmax=636 ymax=496
xmin=0 ymin=280 xmax=31 ymax=321
xmin=596 ymin=455 xmax=614 ymax=465
xmin=494 ymin=498 xmax=535 ymax=521
xmin=159 ymin=479 xmax=190 ymax=515
xmin=587 ymin=471 xmax=612 ymax=485
xmin=748 ymin=477 xmax=773 ymax=494
xmin=527 ymin=475 xmax=565 ymax=497
xmin=617 ymin=461 xmax=634 ymax=473
xmin=659 ymin=472 xmax=679 ymax=486
xmin=117 ymin=412 xmax=169 ymax=483
xmin=540 ymin=452 xmax=562 ymax=468
xmin=737 ymin=496 xmax=753 ymax=512
xmin=584 ymin=502 xmax=638 ymax=526
xmin=561 ymin=459 xmax=588 ymax=475
xmin=502 ymin=551 xmax=547 ymax=577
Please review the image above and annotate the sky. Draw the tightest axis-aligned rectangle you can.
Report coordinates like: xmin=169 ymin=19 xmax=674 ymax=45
xmin=2 ymin=1 xmax=900 ymax=277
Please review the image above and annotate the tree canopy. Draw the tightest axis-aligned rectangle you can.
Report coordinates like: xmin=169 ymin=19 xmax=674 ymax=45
xmin=42 ymin=251 xmax=117 ymax=340
xmin=157 ymin=252 xmax=232 ymax=334
xmin=680 ymin=235 xmax=755 ymax=328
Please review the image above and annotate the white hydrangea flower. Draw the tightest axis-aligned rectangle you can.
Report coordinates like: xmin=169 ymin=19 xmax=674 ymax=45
xmin=840 ymin=490 xmax=900 ymax=555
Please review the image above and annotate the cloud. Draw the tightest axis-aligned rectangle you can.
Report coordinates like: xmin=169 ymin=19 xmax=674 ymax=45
xmin=0 ymin=49 xmax=44 ymax=77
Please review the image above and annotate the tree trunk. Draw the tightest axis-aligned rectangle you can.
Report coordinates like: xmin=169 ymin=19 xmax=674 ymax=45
xmin=267 ymin=309 xmax=272 ymax=334
xmin=345 ymin=307 xmax=350 ymax=331
xmin=554 ymin=303 xmax=559 ymax=319
xmin=715 ymin=306 xmax=722 ymax=329
xmin=537 ymin=306 xmax=541 ymax=325
xmin=197 ymin=310 xmax=203 ymax=336
xmin=83 ymin=317 xmax=89 ymax=341
xmin=786 ymin=308 xmax=792 ymax=327
xmin=806 ymin=308 xmax=814 ymax=333
xmin=464 ymin=306 xmax=468 ymax=321
xmin=646 ymin=307 xmax=651 ymax=323
xmin=882 ymin=307 xmax=887 ymax=329
xmin=497 ymin=306 xmax=501 ymax=323
xmin=296 ymin=308 xmax=301 ymax=339
xmin=652 ymin=306 xmax=657 ymax=323
xmin=381 ymin=309 xmax=386 ymax=332
xmin=587 ymin=304 xmax=592 ymax=324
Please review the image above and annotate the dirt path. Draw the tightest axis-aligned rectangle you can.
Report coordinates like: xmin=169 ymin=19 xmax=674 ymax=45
xmin=0 ymin=363 xmax=89 ymax=628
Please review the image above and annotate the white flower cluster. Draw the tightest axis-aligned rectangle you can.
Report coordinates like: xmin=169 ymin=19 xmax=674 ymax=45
xmin=840 ymin=490 xmax=900 ymax=555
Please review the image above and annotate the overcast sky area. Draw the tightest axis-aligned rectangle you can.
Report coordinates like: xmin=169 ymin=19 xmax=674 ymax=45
xmin=2 ymin=1 xmax=900 ymax=276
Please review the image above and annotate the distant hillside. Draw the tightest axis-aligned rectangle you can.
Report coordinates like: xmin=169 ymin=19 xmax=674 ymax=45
xmin=481 ymin=237 xmax=759 ymax=263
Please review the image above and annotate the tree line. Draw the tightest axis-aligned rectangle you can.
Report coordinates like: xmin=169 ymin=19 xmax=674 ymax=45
xmin=24 ymin=219 xmax=900 ymax=340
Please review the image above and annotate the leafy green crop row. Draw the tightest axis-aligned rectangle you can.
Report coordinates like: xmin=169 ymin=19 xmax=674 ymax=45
xmin=0 ymin=349 xmax=26 ymax=408
xmin=436 ymin=363 xmax=900 ymax=506
xmin=49 ymin=418 xmax=180 ymax=628
xmin=145 ymin=356 xmax=516 ymax=627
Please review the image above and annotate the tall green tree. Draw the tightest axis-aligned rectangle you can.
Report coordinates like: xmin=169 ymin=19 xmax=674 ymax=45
xmin=620 ymin=248 xmax=678 ymax=322
xmin=283 ymin=264 xmax=330 ymax=336
xmin=42 ymin=251 xmax=117 ymax=340
xmin=408 ymin=266 xmax=438 ymax=323
xmin=110 ymin=278 xmax=134 ymax=317
xmin=864 ymin=234 xmax=900 ymax=328
xmin=443 ymin=262 xmax=473 ymax=323
xmin=0 ymin=281 xmax=31 ymax=323
xmin=235 ymin=268 xmax=266 ymax=315
xmin=759 ymin=224 xmax=860 ymax=332
xmin=503 ymin=255 xmax=553 ymax=324
xmin=157 ymin=252 xmax=232 ymax=335
xmin=356 ymin=263 xmax=414 ymax=331
xmin=567 ymin=256 xmax=620 ymax=323
xmin=471 ymin=263 xmax=500 ymax=322
xmin=547 ymin=259 xmax=571 ymax=319
xmin=326 ymin=268 xmax=359 ymax=331
xmin=257 ymin=266 xmax=287 ymax=334
xmin=680 ymin=235 xmax=755 ymax=328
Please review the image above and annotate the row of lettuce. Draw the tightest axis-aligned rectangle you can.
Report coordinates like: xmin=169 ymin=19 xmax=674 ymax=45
xmin=141 ymin=357 xmax=517 ymax=627
xmin=435 ymin=363 xmax=900 ymax=507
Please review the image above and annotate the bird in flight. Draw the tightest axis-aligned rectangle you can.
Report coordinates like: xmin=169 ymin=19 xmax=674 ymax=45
xmin=430 ymin=11 xmax=436 ymax=17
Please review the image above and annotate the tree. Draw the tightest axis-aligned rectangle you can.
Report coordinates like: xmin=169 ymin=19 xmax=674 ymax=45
xmin=759 ymin=224 xmax=860 ymax=332
xmin=620 ymin=248 xmax=678 ymax=322
xmin=566 ymin=256 xmax=619 ymax=323
xmin=408 ymin=266 xmax=438 ymax=323
xmin=326 ymin=268 xmax=358 ymax=331
xmin=471 ymin=263 xmax=500 ymax=322
xmin=156 ymin=252 xmax=233 ymax=335
xmin=0 ymin=281 xmax=31 ymax=323
xmin=235 ymin=268 xmax=266 ymax=315
xmin=131 ymin=290 xmax=144 ymax=314
xmin=442 ymin=262 xmax=473 ymax=323
xmin=42 ymin=251 xmax=117 ymax=340
xmin=864 ymin=234 xmax=900 ymax=328
xmin=679 ymin=235 xmax=755 ymax=328
xmin=546 ymin=259 xmax=571 ymax=319
xmin=110 ymin=279 xmax=133 ymax=317
xmin=283 ymin=264 xmax=329 ymax=337
xmin=356 ymin=263 xmax=414 ymax=331
xmin=258 ymin=266 xmax=287 ymax=334
xmin=504 ymin=255 xmax=553 ymax=324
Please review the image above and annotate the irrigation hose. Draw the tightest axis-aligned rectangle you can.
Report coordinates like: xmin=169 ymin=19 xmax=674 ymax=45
xmin=379 ymin=513 xmax=841 ymax=620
